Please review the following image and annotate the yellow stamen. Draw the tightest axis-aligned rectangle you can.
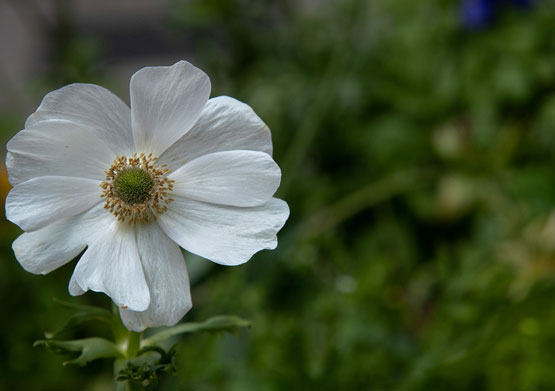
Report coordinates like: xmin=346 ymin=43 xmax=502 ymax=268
xmin=100 ymin=153 xmax=174 ymax=224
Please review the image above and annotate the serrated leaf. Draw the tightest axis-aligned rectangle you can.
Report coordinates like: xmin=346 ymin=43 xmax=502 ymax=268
xmin=142 ymin=315 xmax=251 ymax=346
xmin=34 ymin=337 xmax=123 ymax=366
xmin=45 ymin=298 xmax=113 ymax=339
xmin=116 ymin=345 xmax=177 ymax=390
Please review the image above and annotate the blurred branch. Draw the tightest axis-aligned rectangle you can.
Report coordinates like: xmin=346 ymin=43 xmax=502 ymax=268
xmin=299 ymin=167 xmax=436 ymax=240
xmin=279 ymin=55 xmax=343 ymax=195
xmin=280 ymin=0 xmax=365 ymax=196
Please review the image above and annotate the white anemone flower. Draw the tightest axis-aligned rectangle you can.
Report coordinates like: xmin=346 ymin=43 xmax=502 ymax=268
xmin=5 ymin=61 xmax=289 ymax=331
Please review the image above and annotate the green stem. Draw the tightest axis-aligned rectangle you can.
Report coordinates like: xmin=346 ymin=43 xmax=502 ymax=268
xmin=112 ymin=305 xmax=143 ymax=390
xmin=126 ymin=331 xmax=141 ymax=358
xmin=113 ymin=358 xmax=127 ymax=391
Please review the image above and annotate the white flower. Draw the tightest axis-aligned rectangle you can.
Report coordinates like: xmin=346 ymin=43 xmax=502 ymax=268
xmin=5 ymin=61 xmax=289 ymax=331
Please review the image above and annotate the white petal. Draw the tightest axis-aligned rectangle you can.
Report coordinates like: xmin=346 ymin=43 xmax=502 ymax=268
xmin=130 ymin=61 xmax=211 ymax=156
xmin=159 ymin=96 xmax=272 ymax=172
xmin=169 ymin=150 xmax=281 ymax=207
xmin=12 ymin=203 xmax=107 ymax=275
xmin=71 ymin=220 xmax=150 ymax=311
xmin=25 ymin=83 xmax=134 ymax=155
xmin=7 ymin=120 xmax=115 ymax=186
xmin=6 ymin=176 xmax=102 ymax=232
xmin=120 ymin=223 xmax=192 ymax=331
xmin=157 ymin=197 xmax=290 ymax=266
xmin=69 ymin=272 xmax=86 ymax=295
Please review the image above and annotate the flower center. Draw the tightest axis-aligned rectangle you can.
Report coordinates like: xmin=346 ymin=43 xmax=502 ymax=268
xmin=100 ymin=153 xmax=174 ymax=224
xmin=113 ymin=168 xmax=154 ymax=205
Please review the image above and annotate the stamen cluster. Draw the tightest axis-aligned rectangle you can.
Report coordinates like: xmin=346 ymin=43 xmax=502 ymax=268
xmin=100 ymin=153 xmax=174 ymax=224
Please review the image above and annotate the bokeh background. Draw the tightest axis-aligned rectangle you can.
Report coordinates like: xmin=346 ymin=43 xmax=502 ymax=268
xmin=2 ymin=0 xmax=555 ymax=389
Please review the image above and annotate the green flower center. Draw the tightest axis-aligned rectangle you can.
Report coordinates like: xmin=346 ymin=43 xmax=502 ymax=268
xmin=113 ymin=168 xmax=154 ymax=205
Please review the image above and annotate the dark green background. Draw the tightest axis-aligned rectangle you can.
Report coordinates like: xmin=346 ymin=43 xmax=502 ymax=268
xmin=3 ymin=0 xmax=555 ymax=389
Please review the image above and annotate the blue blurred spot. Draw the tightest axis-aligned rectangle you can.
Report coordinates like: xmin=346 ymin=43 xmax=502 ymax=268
xmin=460 ymin=0 xmax=535 ymax=30
xmin=461 ymin=0 xmax=494 ymax=29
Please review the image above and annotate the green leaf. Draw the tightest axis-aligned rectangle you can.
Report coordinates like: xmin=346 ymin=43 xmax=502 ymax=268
xmin=142 ymin=315 xmax=251 ymax=346
xmin=34 ymin=337 xmax=123 ymax=366
xmin=45 ymin=298 xmax=113 ymax=339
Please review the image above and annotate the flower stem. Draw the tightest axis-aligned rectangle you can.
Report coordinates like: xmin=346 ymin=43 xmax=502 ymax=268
xmin=112 ymin=304 xmax=143 ymax=390
xmin=126 ymin=331 xmax=141 ymax=358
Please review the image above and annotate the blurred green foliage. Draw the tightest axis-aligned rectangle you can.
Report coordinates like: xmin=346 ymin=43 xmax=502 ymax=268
xmin=4 ymin=0 xmax=555 ymax=389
